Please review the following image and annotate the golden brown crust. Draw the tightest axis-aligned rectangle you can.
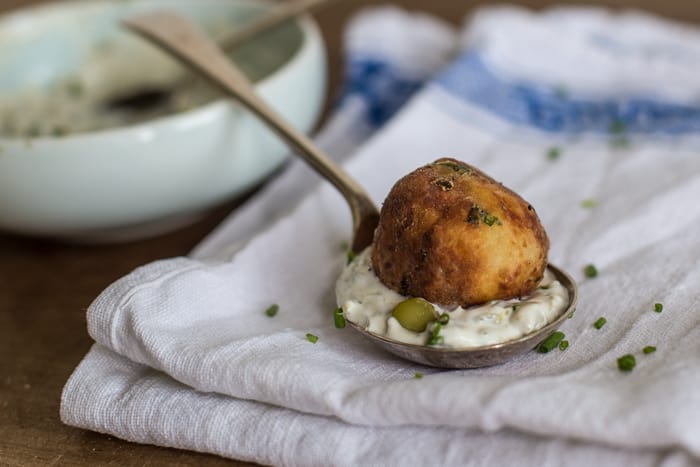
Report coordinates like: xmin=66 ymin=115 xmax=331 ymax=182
xmin=371 ymin=158 xmax=549 ymax=307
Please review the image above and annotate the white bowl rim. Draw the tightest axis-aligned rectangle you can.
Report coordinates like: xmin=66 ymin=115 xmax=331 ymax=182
xmin=0 ymin=0 xmax=320 ymax=143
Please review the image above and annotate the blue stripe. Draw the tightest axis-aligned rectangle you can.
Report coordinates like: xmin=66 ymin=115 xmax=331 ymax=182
xmin=340 ymin=57 xmax=424 ymax=128
xmin=435 ymin=53 xmax=700 ymax=134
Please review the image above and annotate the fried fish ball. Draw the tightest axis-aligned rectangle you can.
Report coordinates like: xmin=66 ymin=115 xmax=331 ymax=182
xmin=371 ymin=158 xmax=549 ymax=307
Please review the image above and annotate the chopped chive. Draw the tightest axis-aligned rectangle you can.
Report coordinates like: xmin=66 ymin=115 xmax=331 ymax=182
xmin=65 ymin=78 xmax=84 ymax=98
xmin=264 ymin=304 xmax=279 ymax=317
xmin=537 ymin=331 xmax=565 ymax=353
xmin=580 ymin=199 xmax=598 ymax=209
xmin=609 ymin=119 xmax=626 ymax=134
xmin=437 ymin=313 xmax=450 ymax=325
xmin=546 ymin=146 xmax=562 ymax=160
xmin=483 ymin=214 xmax=499 ymax=226
xmin=436 ymin=160 xmax=471 ymax=174
xmin=583 ymin=264 xmax=598 ymax=278
xmin=346 ymin=249 xmax=356 ymax=264
xmin=608 ymin=120 xmax=630 ymax=148
xmin=305 ymin=333 xmax=318 ymax=344
xmin=52 ymin=125 xmax=69 ymax=137
xmin=559 ymin=340 xmax=569 ymax=351
xmin=333 ymin=307 xmax=346 ymax=329
xmin=617 ymin=354 xmax=636 ymax=372
xmin=567 ymin=310 xmax=575 ymax=319
xmin=339 ymin=240 xmax=349 ymax=251
xmin=414 ymin=372 xmax=424 ymax=379
xmin=643 ymin=345 xmax=656 ymax=354
xmin=654 ymin=303 xmax=663 ymax=313
xmin=593 ymin=317 xmax=607 ymax=329
xmin=427 ymin=323 xmax=444 ymax=346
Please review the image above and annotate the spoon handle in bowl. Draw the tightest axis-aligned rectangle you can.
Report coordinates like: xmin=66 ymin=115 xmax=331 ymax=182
xmin=220 ymin=0 xmax=339 ymax=51
xmin=123 ymin=11 xmax=378 ymax=251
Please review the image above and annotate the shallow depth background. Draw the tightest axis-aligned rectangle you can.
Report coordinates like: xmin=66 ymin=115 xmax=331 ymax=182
xmin=1 ymin=1 xmax=699 ymax=466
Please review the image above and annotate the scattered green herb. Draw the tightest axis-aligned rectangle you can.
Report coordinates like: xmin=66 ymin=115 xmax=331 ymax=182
xmin=483 ymin=213 xmax=499 ymax=226
xmin=333 ymin=307 xmax=346 ymax=329
xmin=65 ymin=78 xmax=84 ymax=98
xmin=584 ymin=264 xmax=598 ymax=278
xmin=581 ymin=199 xmax=598 ymax=209
xmin=436 ymin=160 xmax=471 ymax=174
xmin=559 ymin=340 xmax=569 ymax=351
xmin=52 ymin=126 xmax=68 ymax=137
xmin=467 ymin=205 xmax=501 ymax=227
xmin=546 ymin=146 xmax=562 ymax=160
xmin=414 ymin=372 xmax=424 ymax=379
xmin=538 ymin=331 xmax=565 ymax=353
xmin=437 ymin=313 xmax=450 ymax=325
xmin=609 ymin=119 xmax=626 ymax=134
xmin=617 ymin=354 xmax=636 ymax=372
xmin=346 ymin=249 xmax=356 ymax=264
xmin=265 ymin=304 xmax=279 ymax=317
xmin=593 ymin=317 xmax=607 ymax=329
xmin=567 ymin=310 xmax=575 ymax=319
xmin=609 ymin=120 xmax=630 ymax=148
xmin=305 ymin=333 xmax=318 ymax=344
xmin=643 ymin=346 xmax=657 ymax=354
xmin=427 ymin=323 xmax=444 ymax=346
xmin=654 ymin=303 xmax=663 ymax=313
xmin=339 ymin=240 xmax=349 ymax=251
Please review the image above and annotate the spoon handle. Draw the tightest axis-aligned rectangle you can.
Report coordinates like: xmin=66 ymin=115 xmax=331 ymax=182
xmin=123 ymin=11 xmax=378 ymax=251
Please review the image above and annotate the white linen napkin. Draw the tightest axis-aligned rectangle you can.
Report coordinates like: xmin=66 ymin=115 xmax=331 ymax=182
xmin=62 ymin=6 xmax=700 ymax=466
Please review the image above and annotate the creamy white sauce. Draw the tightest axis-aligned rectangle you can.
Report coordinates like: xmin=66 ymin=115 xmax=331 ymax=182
xmin=336 ymin=247 xmax=569 ymax=349
xmin=0 ymin=18 xmax=300 ymax=138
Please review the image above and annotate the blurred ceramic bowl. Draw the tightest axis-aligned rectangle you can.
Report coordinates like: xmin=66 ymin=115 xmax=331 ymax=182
xmin=0 ymin=0 xmax=326 ymax=241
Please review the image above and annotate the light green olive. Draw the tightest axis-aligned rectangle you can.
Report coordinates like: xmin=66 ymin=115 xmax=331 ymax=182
xmin=391 ymin=298 xmax=437 ymax=332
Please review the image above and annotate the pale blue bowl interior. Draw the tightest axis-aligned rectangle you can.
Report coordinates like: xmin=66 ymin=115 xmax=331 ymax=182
xmin=0 ymin=0 xmax=295 ymax=94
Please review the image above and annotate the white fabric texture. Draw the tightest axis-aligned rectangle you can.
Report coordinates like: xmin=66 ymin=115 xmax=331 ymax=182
xmin=62 ymin=6 xmax=700 ymax=466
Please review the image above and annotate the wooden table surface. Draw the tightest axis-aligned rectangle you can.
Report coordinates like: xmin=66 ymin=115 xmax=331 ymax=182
xmin=1 ymin=1 xmax=698 ymax=465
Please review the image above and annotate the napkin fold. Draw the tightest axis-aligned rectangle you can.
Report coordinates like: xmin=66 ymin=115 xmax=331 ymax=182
xmin=63 ymin=6 xmax=700 ymax=466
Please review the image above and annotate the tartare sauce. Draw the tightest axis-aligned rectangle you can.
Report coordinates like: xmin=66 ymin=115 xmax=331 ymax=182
xmin=0 ymin=19 xmax=299 ymax=138
xmin=336 ymin=247 xmax=569 ymax=348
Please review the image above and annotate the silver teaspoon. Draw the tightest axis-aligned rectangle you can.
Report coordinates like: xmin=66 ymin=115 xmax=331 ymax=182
xmin=123 ymin=11 xmax=578 ymax=368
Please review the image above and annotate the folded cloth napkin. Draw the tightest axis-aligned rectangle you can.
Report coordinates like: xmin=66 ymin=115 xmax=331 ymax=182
xmin=62 ymin=5 xmax=700 ymax=466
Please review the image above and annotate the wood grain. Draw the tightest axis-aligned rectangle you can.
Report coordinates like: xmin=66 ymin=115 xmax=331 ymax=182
xmin=1 ymin=0 xmax=698 ymax=465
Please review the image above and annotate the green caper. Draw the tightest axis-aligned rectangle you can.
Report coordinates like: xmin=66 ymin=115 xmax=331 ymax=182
xmin=391 ymin=298 xmax=437 ymax=332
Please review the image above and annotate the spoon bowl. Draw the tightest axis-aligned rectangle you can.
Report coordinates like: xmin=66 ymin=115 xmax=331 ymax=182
xmin=348 ymin=264 xmax=577 ymax=368
xmin=124 ymin=11 xmax=578 ymax=368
